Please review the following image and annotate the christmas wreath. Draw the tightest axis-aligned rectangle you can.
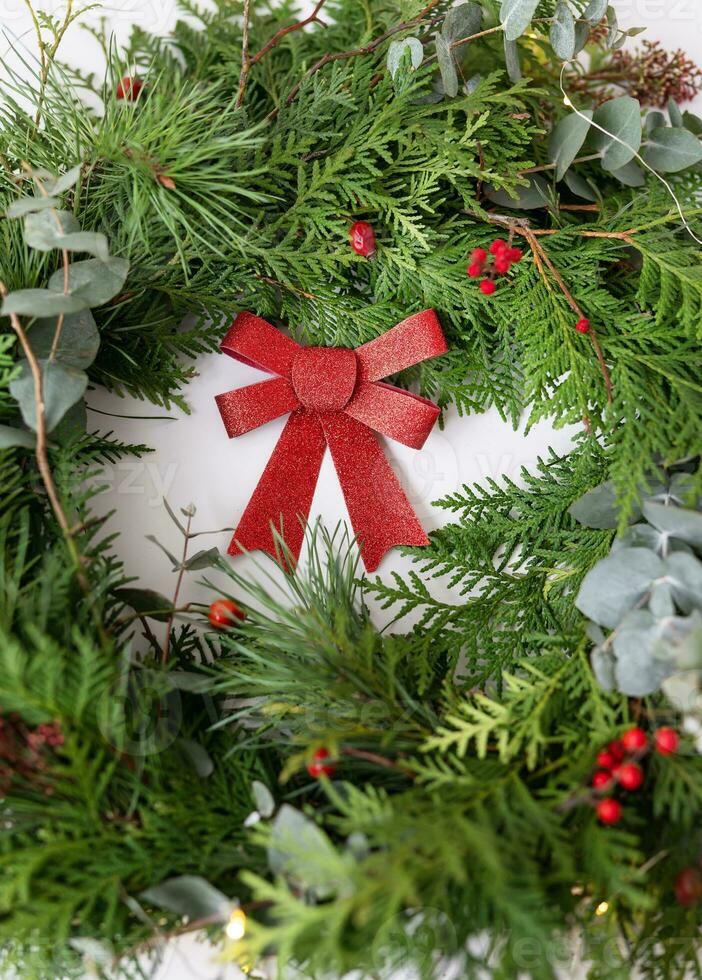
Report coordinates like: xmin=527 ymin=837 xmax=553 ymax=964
xmin=2 ymin=0 xmax=702 ymax=976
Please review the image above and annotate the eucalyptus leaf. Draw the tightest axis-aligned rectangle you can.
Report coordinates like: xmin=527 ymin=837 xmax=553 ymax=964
xmin=176 ymin=737 xmax=214 ymax=778
xmin=563 ymin=169 xmax=599 ymax=201
xmin=592 ymin=96 xmax=642 ymax=172
xmin=503 ymin=36 xmax=521 ymax=83
xmin=24 ymin=210 xmax=110 ymax=260
xmin=268 ymin=805 xmax=351 ymax=900
xmin=48 ymin=257 xmax=129 ymax=307
xmin=549 ymin=110 xmax=593 ymax=181
xmin=43 ymin=164 xmax=82 ymax=196
xmin=575 ymin=547 xmax=664 ymax=629
xmin=643 ymin=126 xmax=702 ymax=173
xmin=500 ymin=0 xmax=539 ymax=41
xmin=6 ymin=196 xmax=60 ymax=219
xmin=644 ymin=501 xmax=702 ymax=549
xmin=141 ymin=875 xmax=230 ymax=922
xmin=183 ymin=547 xmax=220 ymax=571
xmin=9 ymin=360 xmax=88 ymax=432
xmin=573 ymin=21 xmax=590 ymax=55
xmin=668 ymin=98 xmax=684 ymax=128
xmin=583 ymin=0 xmax=607 ymax=22
xmin=0 ymin=424 xmax=35 ymax=449
xmin=683 ymin=111 xmax=702 ymax=136
xmin=252 ymin=780 xmax=275 ymax=818
xmin=69 ymin=938 xmax=113 ymax=967
xmin=666 ymin=553 xmax=702 ymax=613
xmin=612 ymin=611 xmax=674 ymax=696
xmin=442 ymin=2 xmax=482 ymax=44
xmin=568 ymin=479 xmax=641 ymax=529
xmin=609 ymin=159 xmax=646 ymax=187
xmin=604 ymin=4 xmax=618 ymax=49
xmin=52 ymin=398 xmax=87 ymax=445
xmin=114 ymin=586 xmax=175 ymax=622
xmin=436 ymin=34 xmax=459 ymax=97
xmin=591 ymin=646 xmax=616 ymax=691
xmin=1 ymin=289 xmax=86 ymax=318
xmin=550 ymin=2 xmax=575 ymax=60
xmin=485 ymin=175 xmax=550 ymax=210
xmin=645 ymin=110 xmax=667 ymax=135
xmin=28 ymin=309 xmax=100 ymax=368
xmin=386 ymin=37 xmax=424 ymax=78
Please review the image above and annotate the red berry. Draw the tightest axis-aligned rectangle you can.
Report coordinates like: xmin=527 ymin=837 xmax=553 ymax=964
xmin=489 ymin=239 xmax=508 ymax=256
xmin=592 ymin=770 xmax=613 ymax=791
xmin=575 ymin=318 xmax=590 ymax=334
xmin=208 ymin=598 xmax=246 ymax=629
xmin=614 ymin=762 xmax=644 ymax=791
xmin=307 ymin=748 xmax=336 ymax=779
xmin=349 ymin=221 xmax=377 ymax=257
xmin=507 ymin=247 xmax=523 ymax=263
xmin=596 ymin=798 xmax=622 ymax=825
xmin=467 ymin=262 xmax=483 ymax=278
xmin=675 ymin=867 xmax=702 ymax=907
xmin=494 ymin=256 xmax=512 ymax=275
xmin=471 ymin=248 xmax=488 ymax=263
xmin=116 ymin=76 xmax=143 ymax=101
xmin=596 ymin=751 xmax=616 ymax=770
xmin=621 ymin=727 xmax=648 ymax=754
xmin=608 ymin=739 xmax=625 ymax=762
xmin=479 ymin=279 xmax=496 ymax=296
xmin=655 ymin=728 xmax=679 ymax=755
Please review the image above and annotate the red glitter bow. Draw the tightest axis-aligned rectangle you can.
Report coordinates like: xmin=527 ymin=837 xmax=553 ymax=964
xmin=215 ymin=309 xmax=448 ymax=571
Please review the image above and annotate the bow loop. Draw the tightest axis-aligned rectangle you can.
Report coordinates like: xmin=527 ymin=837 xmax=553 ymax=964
xmin=215 ymin=309 xmax=447 ymax=571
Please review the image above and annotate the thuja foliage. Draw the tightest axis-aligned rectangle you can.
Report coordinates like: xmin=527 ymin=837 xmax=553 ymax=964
xmin=1 ymin=0 xmax=702 ymax=976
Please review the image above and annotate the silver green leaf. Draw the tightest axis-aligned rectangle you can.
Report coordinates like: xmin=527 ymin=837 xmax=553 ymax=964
xmin=10 ymin=359 xmax=88 ymax=432
xmin=569 ymin=479 xmax=638 ymax=529
xmin=268 ymin=805 xmax=352 ymax=900
xmin=252 ymin=780 xmax=275 ymax=818
xmin=644 ymin=501 xmax=702 ymax=549
xmin=609 ymin=159 xmax=646 ymax=187
xmin=583 ymin=0 xmax=607 ymax=22
xmin=386 ymin=37 xmax=424 ymax=78
xmin=141 ymin=875 xmax=230 ymax=921
xmin=0 ymin=424 xmax=35 ymax=449
xmin=604 ymin=4 xmax=618 ymax=49
xmin=667 ymin=553 xmax=702 ymax=614
xmin=435 ymin=34 xmax=459 ymax=97
xmin=6 ymin=196 xmax=60 ymax=219
xmin=442 ymin=2 xmax=482 ymax=44
xmin=500 ymin=0 xmax=539 ymax=41
xmin=503 ymin=36 xmax=521 ymax=82
xmin=550 ymin=2 xmax=576 ymax=60
xmin=573 ymin=21 xmax=590 ymax=55
xmin=645 ymin=110 xmax=667 ymax=134
xmin=28 ymin=309 xmax=100 ymax=369
xmin=24 ymin=210 xmax=110 ymax=260
xmin=549 ymin=109 xmax=593 ymax=181
xmin=592 ymin=96 xmax=642 ymax=172
xmin=43 ymin=165 xmax=82 ymax=196
xmin=183 ymin=547 xmax=220 ymax=570
xmin=575 ymin=547 xmax=664 ymax=629
xmin=643 ymin=126 xmax=702 ymax=173
xmin=563 ymin=169 xmax=599 ymax=201
xmin=612 ymin=611 xmax=675 ymax=696
xmin=2 ymin=289 xmax=86 ymax=318
xmin=668 ymin=97 xmax=684 ymax=128
xmin=176 ymin=737 xmax=214 ymax=778
xmin=48 ymin=257 xmax=129 ymax=308
xmin=683 ymin=111 xmax=702 ymax=136
xmin=485 ymin=175 xmax=550 ymax=210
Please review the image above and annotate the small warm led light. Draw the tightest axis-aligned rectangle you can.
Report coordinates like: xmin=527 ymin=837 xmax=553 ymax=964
xmin=225 ymin=907 xmax=247 ymax=941
xmin=595 ymin=901 xmax=609 ymax=917
xmin=563 ymin=95 xmax=573 ymax=108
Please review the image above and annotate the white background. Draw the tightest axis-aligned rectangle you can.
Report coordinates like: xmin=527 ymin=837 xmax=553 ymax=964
xmin=2 ymin=2 xmax=702 ymax=977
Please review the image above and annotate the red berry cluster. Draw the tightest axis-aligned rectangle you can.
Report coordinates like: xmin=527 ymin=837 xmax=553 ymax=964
xmin=349 ymin=221 xmax=377 ymax=258
xmin=467 ymin=240 xmax=523 ymax=295
xmin=208 ymin=597 xmax=246 ymax=629
xmin=0 ymin=715 xmax=64 ymax=798
xmin=591 ymin=726 xmax=680 ymax=825
xmin=116 ymin=76 xmax=144 ymax=101
xmin=675 ymin=865 xmax=702 ymax=907
xmin=307 ymin=747 xmax=336 ymax=779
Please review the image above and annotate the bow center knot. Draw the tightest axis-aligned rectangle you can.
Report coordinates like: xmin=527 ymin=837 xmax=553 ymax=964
xmin=291 ymin=347 xmax=358 ymax=413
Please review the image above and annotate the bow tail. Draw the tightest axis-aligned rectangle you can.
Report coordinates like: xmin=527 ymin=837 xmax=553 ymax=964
xmin=228 ymin=409 xmax=326 ymax=568
xmin=320 ymin=412 xmax=429 ymax=573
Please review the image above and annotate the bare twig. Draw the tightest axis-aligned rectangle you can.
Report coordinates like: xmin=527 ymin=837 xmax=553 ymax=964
xmin=161 ymin=510 xmax=193 ymax=665
xmin=26 ymin=0 xmax=76 ymax=128
xmin=236 ymin=0 xmax=329 ymax=109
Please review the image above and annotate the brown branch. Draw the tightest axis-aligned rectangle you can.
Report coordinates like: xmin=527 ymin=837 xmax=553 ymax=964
xmin=237 ymin=0 xmax=329 ymax=109
xmin=279 ymin=0 xmax=443 ymax=114
xmin=341 ymin=746 xmax=416 ymax=779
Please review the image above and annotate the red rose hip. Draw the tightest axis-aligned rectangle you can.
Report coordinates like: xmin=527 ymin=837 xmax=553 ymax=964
xmin=208 ymin=598 xmax=246 ymax=629
xmin=349 ymin=221 xmax=377 ymax=257
xmin=621 ymin=727 xmax=648 ymax=753
xmin=116 ymin=76 xmax=144 ymax=101
xmin=596 ymin=798 xmax=622 ymax=825
xmin=654 ymin=728 xmax=679 ymax=755
xmin=307 ymin=747 xmax=336 ymax=778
